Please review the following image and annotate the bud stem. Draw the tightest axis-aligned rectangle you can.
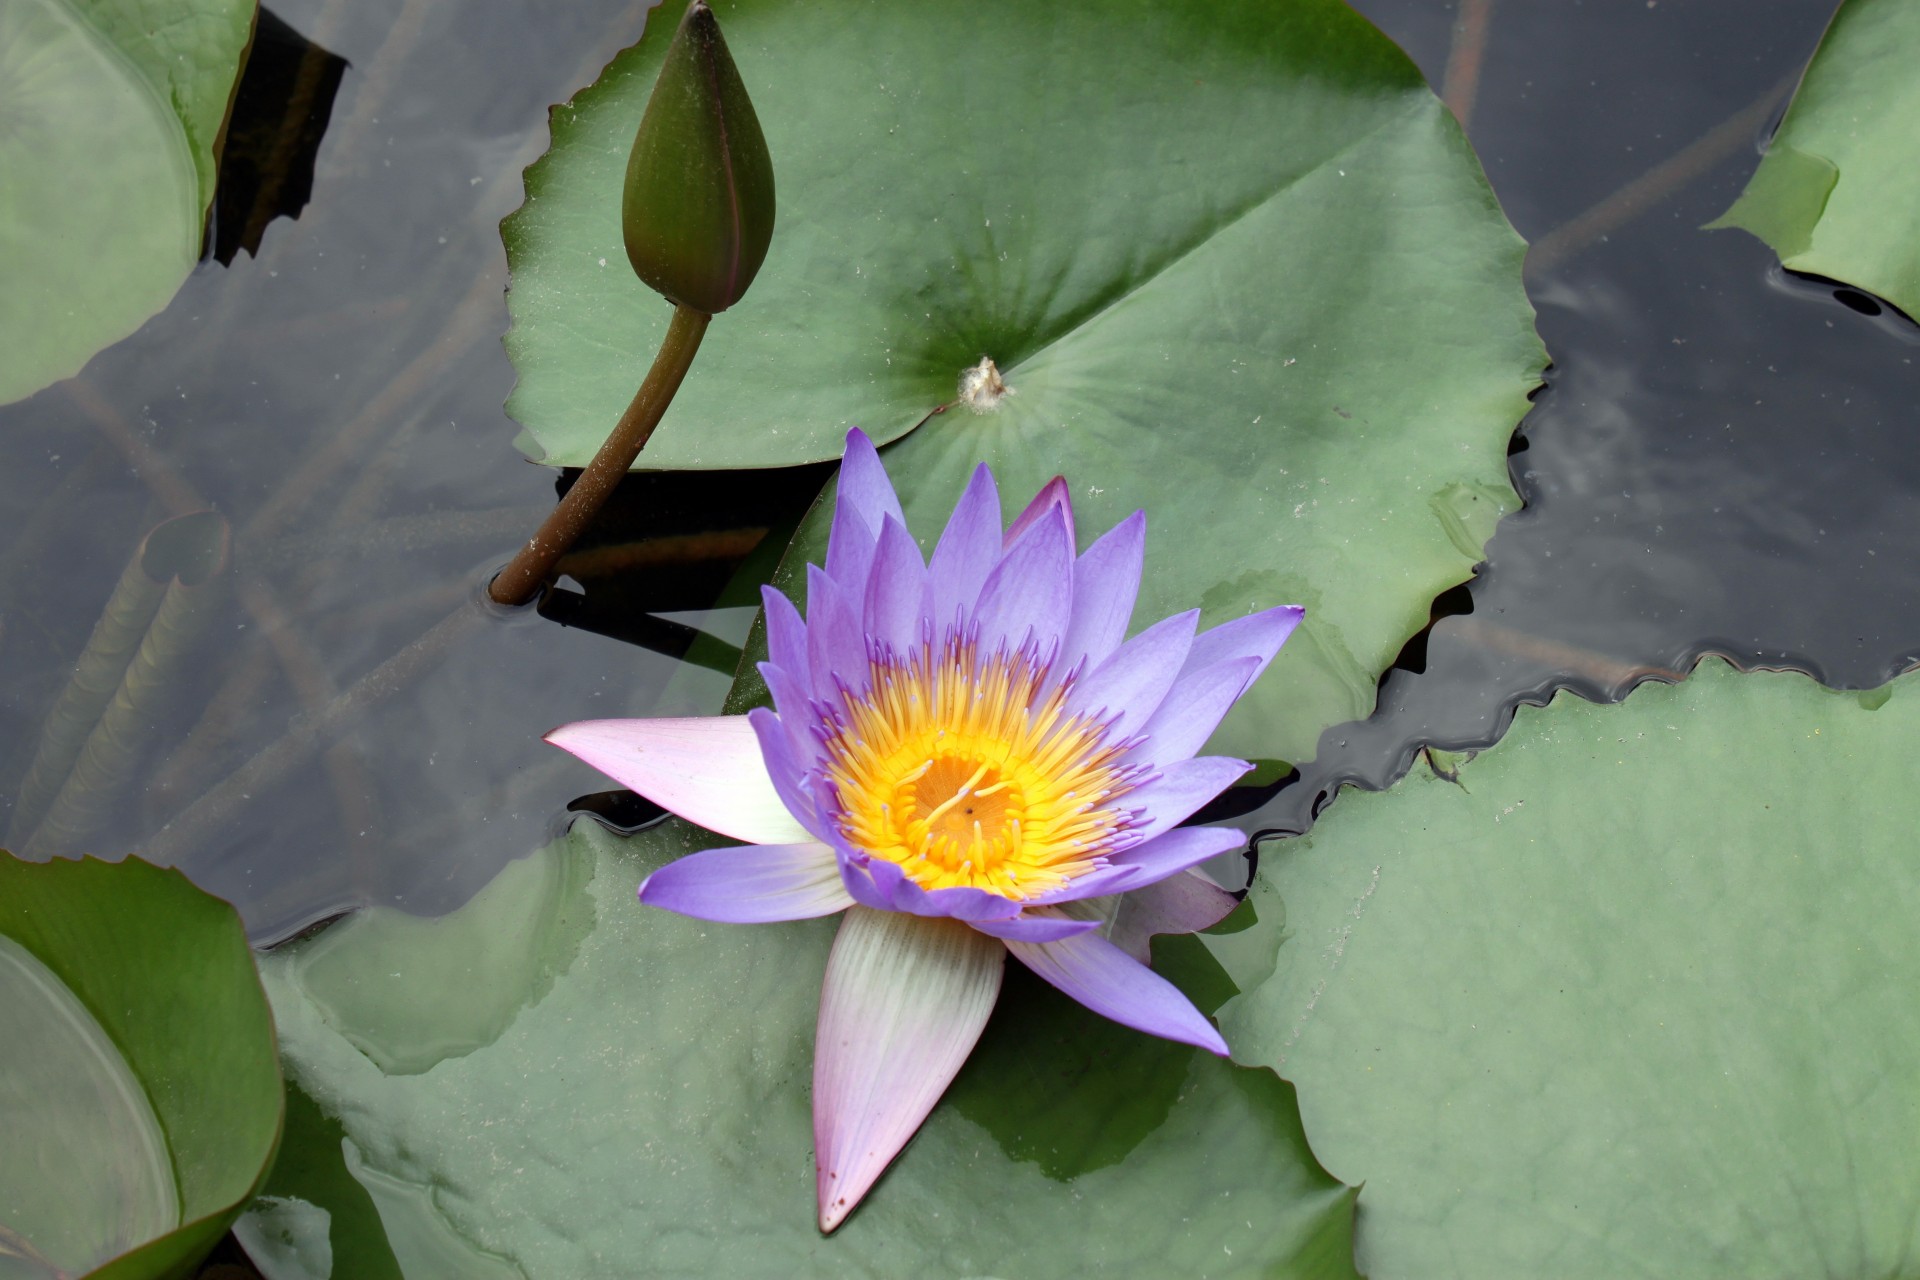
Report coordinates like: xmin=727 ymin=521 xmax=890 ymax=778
xmin=489 ymin=303 xmax=712 ymax=606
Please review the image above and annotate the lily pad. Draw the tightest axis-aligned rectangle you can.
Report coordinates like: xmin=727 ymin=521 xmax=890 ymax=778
xmin=257 ymin=818 xmax=1359 ymax=1278
xmin=1216 ymin=658 xmax=1920 ymax=1278
xmin=1709 ymin=0 xmax=1920 ymax=317
xmin=0 ymin=853 xmax=282 ymax=1280
xmin=0 ymin=0 xmax=256 ymax=406
xmin=506 ymin=0 xmax=1541 ymax=766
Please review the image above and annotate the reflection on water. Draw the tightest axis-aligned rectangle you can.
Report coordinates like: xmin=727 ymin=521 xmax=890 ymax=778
xmin=1264 ymin=0 xmax=1920 ymax=834
xmin=1 ymin=0 xmax=1914 ymax=947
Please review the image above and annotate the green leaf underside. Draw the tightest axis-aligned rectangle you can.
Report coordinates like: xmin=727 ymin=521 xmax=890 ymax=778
xmin=0 ymin=854 xmax=282 ymax=1280
xmin=1216 ymin=658 xmax=1920 ymax=1278
xmin=0 ymin=0 xmax=255 ymax=407
xmin=260 ymin=818 xmax=1359 ymax=1279
xmin=1709 ymin=0 xmax=1920 ymax=317
xmin=511 ymin=0 xmax=1541 ymax=766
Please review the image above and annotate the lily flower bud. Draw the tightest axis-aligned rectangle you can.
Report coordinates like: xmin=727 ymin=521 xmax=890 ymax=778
xmin=621 ymin=0 xmax=776 ymax=315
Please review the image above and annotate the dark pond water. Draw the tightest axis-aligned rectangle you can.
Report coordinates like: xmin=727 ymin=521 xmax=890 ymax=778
xmin=2 ymin=0 xmax=1910 ymax=946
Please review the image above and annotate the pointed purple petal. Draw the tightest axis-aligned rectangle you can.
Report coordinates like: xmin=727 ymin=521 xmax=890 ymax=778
xmin=761 ymin=585 xmax=810 ymax=684
xmin=1111 ymin=825 xmax=1247 ymax=884
xmin=1064 ymin=609 xmax=1199 ymax=743
xmin=863 ymin=517 xmax=929 ymax=658
xmin=824 ymin=429 xmax=906 ymax=590
xmin=1123 ymin=756 xmax=1254 ymax=843
xmin=1005 ymin=929 xmax=1226 ymax=1054
xmin=928 ymin=464 xmax=1001 ymax=628
xmin=545 ymin=717 xmax=810 ymax=845
xmin=1004 ymin=475 xmax=1072 ymax=548
xmin=1126 ymin=656 xmax=1263 ymax=767
xmin=806 ymin=565 xmax=866 ymax=698
xmin=1109 ymin=868 xmax=1241 ymax=964
xmin=973 ymin=506 xmax=1073 ymax=658
xmin=1184 ymin=605 xmax=1305 ymax=689
xmin=639 ymin=842 xmax=853 ymax=922
xmin=814 ymin=909 xmax=1004 ymax=1231
xmin=1060 ymin=510 xmax=1145 ymax=677
xmin=837 ymin=851 xmax=895 ymax=912
xmin=967 ymin=909 xmax=1101 ymax=942
xmin=747 ymin=708 xmax=823 ymax=835
xmin=756 ymin=662 xmax=825 ymax=772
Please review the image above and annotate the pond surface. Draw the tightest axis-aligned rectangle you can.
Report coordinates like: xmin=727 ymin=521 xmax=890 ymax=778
xmin=2 ymin=0 xmax=1912 ymax=948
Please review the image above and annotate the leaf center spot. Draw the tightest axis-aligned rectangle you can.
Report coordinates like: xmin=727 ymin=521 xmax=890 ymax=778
xmin=957 ymin=357 xmax=1013 ymax=413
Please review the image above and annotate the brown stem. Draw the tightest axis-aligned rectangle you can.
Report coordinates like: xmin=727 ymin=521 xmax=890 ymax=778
xmin=489 ymin=302 xmax=712 ymax=605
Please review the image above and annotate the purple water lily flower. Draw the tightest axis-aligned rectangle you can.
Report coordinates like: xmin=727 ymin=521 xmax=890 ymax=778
xmin=547 ymin=428 xmax=1302 ymax=1231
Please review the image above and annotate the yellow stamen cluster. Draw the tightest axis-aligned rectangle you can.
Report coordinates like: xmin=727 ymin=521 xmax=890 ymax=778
xmin=821 ymin=638 xmax=1137 ymax=900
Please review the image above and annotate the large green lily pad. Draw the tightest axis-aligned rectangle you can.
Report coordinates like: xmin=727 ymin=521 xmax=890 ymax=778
xmin=507 ymin=0 xmax=1541 ymax=767
xmin=1709 ymin=0 xmax=1920 ymax=318
xmin=1215 ymin=658 xmax=1920 ymax=1278
xmin=257 ymin=818 xmax=1360 ymax=1278
xmin=0 ymin=853 xmax=282 ymax=1280
xmin=0 ymin=0 xmax=256 ymax=406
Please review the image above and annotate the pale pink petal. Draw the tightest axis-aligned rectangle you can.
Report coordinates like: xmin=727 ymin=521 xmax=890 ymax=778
xmin=814 ymin=908 xmax=1004 ymax=1232
xmin=544 ymin=716 xmax=810 ymax=845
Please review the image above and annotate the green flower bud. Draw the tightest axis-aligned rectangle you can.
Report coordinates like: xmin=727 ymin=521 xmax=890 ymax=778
xmin=621 ymin=0 xmax=776 ymax=315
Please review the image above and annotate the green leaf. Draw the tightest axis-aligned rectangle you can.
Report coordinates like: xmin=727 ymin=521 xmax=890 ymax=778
xmin=0 ymin=854 xmax=282 ymax=1280
xmin=1217 ymin=658 xmax=1920 ymax=1277
xmin=0 ymin=0 xmax=256 ymax=407
xmin=508 ymin=0 xmax=1541 ymax=766
xmin=258 ymin=820 xmax=1359 ymax=1278
xmin=1709 ymin=0 xmax=1920 ymax=317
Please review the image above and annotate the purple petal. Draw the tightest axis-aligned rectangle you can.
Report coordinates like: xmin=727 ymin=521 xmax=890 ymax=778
xmin=1020 ymin=826 xmax=1244 ymax=906
xmin=639 ymin=842 xmax=853 ymax=922
xmin=928 ymin=464 xmax=1001 ymax=628
xmin=1004 ymin=475 xmax=1072 ymax=548
xmin=805 ymin=565 xmax=866 ymax=698
xmin=1060 ymin=510 xmax=1144 ymax=677
xmin=1123 ymin=756 xmax=1254 ymax=844
xmin=862 ymin=517 xmax=929 ymax=658
xmin=1184 ymin=605 xmax=1305 ymax=688
xmin=545 ymin=717 xmax=810 ymax=845
xmin=1004 ymin=929 xmax=1227 ymax=1055
xmin=967 ymin=909 xmax=1101 ymax=942
xmin=814 ymin=908 xmax=1004 ymax=1231
xmin=1109 ymin=868 xmax=1241 ymax=965
xmin=747 ymin=708 xmax=823 ymax=835
xmin=1125 ymin=656 xmax=1262 ymax=767
xmin=972 ymin=505 xmax=1073 ymax=658
xmin=1063 ymin=608 xmax=1199 ymax=743
xmin=824 ymin=429 xmax=906 ymax=590
xmin=756 ymin=662 xmax=825 ymax=771
xmin=1111 ymin=825 xmax=1247 ymax=884
xmin=761 ymin=585 xmax=810 ymax=683
xmin=836 ymin=854 xmax=1024 ymax=922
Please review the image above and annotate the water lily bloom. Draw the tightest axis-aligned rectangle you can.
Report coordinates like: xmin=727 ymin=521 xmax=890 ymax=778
xmin=547 ymin=429 xmax=1302 ymax=1231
